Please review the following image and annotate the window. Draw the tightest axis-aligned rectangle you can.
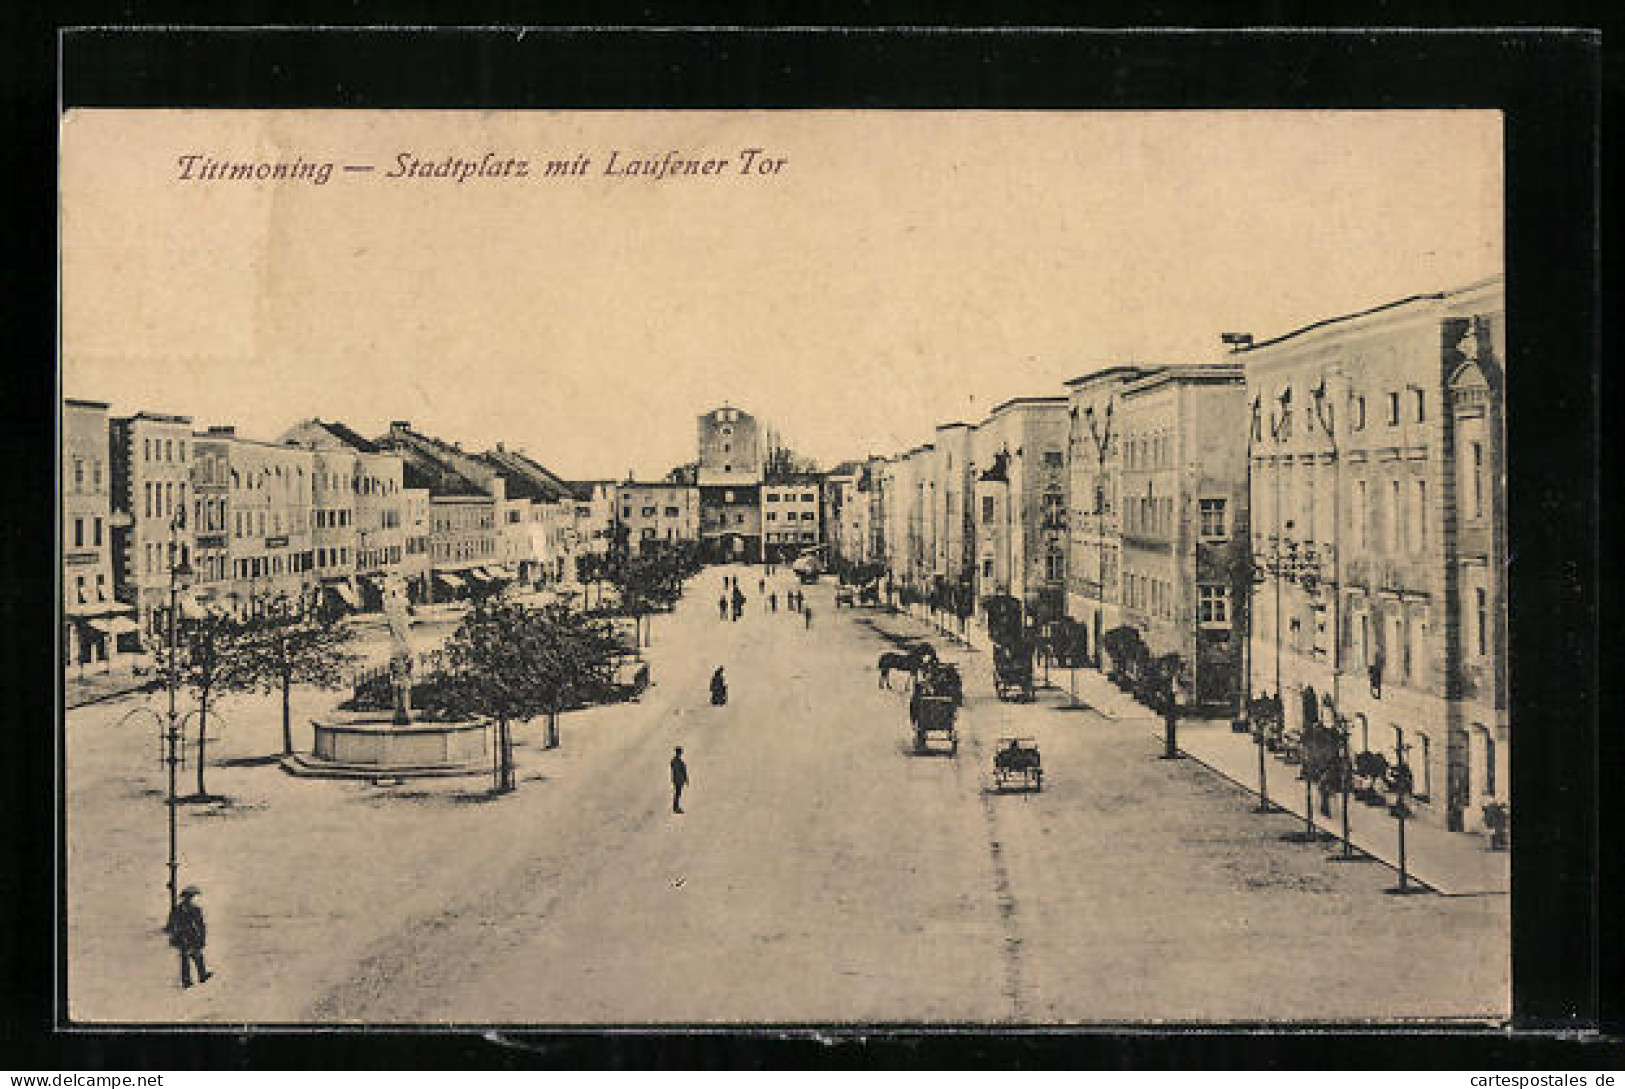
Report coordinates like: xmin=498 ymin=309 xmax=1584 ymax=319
xmin=1351 ymin=395 xmax=1367 ymax=431
xmin=143 ymin=438 xmax=151 ymax=462
xmin=1045 ymin=550 xmax=1065 ymax=581
xmin=1043 ymin=450 xmax=1063 ymax=468
xmin=92 ymin=459 xmax=102 ymax=489
xmin=1199 ymin=498 xmax=1227 ymax=538
xmin=724 ymin=464 xmax=732 ymax=473
xmin=1411 ymin=480 xmax=1427 ymax=553
xmin=724 ymin=490 xmax=735 ymax=503
xmin=1386 ymin=392 xmax=1400 ymax=426
xmin=766 ymin=512 xmax=777 ymax=521
xmin=1354 ymin=480 xmax=1368 ymax=550
xmin=802 ymin=492 xmax=814 ymax=502
xmin=1483 ymin=731 xmax=1496 ymax=795
xmin=664 ymin=506 xmax=678 ymax=517
xmin=1388 ymin=479 xmax=1401 ymax=553
xmin=165 ymin=439 xmax=174 ymax=461
xmin=723 ymin=443 xmax=731 ymax=453
xmin=1198 ymin=585 xmax=1229 ymax=625
xmin=144 ymin=482 xmax=153 ymax=518
xmin=73 ymin=459 xmax=84 ymax=492
xmin=982 ymin=496 xmax=995 ymax=524
xmin=1475 ymin=587 xmax=1487 ymax=656
xmin=642 ymin=506 xmax=656 ymax=517
xmin=73 ymin=518 xmax=84 ymax=547
xmin=1471 ymin=442 xmax=1484 ymax=518
xmin=1413 ymin=389 xmax=1426 ymax=423
xmin=982 ymin=558 xmax=994 ymax=578
xmin=179 ymin=440 xmax=186 ymax=460
xmin=803 ymin=511 xmax=816 ymax=521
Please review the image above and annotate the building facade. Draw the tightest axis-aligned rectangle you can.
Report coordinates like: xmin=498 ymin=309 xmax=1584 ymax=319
xmin=1063 ymin=366 xmax=1158 ymax=665
xmin=762 ymin=475 xmax=822 ymax=563
xmin=969 ymin=397 xmax=1070 ymax=620
xmin=615 ymin=481 xmax=701 ymax=553
xmin=62 ymin=400 xmax=135 ymax=671
xmin=1115 ymin=365 xmax=1249 ymax=710
xmin=1241 ymin=276 xmax=1508 ymax=834
xmin=108 ymin=412 xmax=196 ymax=648
xmin=377 ymin=422 xmax=505 ymax=601
xmin=696 ymin=406 xmax=764 ymax=563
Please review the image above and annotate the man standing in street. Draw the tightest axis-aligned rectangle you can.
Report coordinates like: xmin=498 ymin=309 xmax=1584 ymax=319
xmin=804 ymin=603 xmax=813 ymax=631
xmin=718 ymin=594 xmax=727 ymax=621
xmin=670 ymin=747 xmax=689 ymax=813
xmin=166 ymin=885 xmax=212 ymax=988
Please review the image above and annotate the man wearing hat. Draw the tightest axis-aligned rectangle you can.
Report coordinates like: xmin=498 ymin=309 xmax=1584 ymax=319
xmin=166 ymin=885 xmax=212 ymax=988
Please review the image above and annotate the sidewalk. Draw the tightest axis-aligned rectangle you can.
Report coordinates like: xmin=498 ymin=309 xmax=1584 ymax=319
xmin=1060 ymin=668 xmax=1509 ymax=897
xmin=865 ymin=609 xmax=1508 ymax=899
xmin=65 ymin=668 xmax=155 ymax=710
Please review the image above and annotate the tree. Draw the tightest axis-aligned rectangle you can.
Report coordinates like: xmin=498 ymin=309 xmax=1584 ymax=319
xmin=155 ymin=610 xmax=256 ymax=801
xmin=433 ymin=598 xmax=621 ymax=793
xmin=244 ymin=591 xmax=360 ymax=757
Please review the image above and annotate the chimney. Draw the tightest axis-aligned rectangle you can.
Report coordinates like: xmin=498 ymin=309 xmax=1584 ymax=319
xmin=496 ymin=441 xmax=505 ymax=453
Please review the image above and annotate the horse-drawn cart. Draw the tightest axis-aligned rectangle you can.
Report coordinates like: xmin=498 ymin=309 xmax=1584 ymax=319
xmin=993 ymin=737 xmax=1043 ymax=792
xmin=909 ymin=694 xmax=958 ymax=754
xmin=993 ymin=642 xmax=1035 ymax=702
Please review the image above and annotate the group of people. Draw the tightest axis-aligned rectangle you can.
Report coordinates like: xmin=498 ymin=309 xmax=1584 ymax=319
xmin=716 ymin=572 xmax=814 ymax=629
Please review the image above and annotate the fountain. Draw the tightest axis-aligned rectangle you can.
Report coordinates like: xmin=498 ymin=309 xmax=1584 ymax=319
xmin=282 ymin=574 xmax=488 ymax=779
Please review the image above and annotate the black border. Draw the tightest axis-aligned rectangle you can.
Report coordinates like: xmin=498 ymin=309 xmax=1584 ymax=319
xmin=6 ymin=18 xmax=1610 ymax=1070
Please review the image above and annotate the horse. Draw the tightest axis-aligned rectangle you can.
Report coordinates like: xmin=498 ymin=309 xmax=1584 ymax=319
xmin=878 ymin=651 xmax=925 ymax=689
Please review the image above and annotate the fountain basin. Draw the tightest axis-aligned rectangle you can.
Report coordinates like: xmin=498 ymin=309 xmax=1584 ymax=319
xmin=282 ymin=713 xmax=489 ymax=779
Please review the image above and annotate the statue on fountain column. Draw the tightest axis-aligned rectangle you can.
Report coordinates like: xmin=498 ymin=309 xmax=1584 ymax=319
xmin=380 ymin=574 xmax=415 ymax=725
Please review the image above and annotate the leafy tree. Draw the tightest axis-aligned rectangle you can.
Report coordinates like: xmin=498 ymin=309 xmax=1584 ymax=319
xmin=155 ymin=609 xmax=256 ymax=801
xmin=433 ymin=598 xmax=621 ymax=793
xmin=243 ymin=591 xmax=360 ymax=757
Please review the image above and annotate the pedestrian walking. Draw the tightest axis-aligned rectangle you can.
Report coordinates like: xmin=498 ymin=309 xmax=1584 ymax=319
xmin=804 ymin=604 xmax=813 ymax=630
xmin=758 ymin=578 xmax=765 ymax=595
xmin=670 ymin=747 xmax=689 ymax=813
xmin=770 ymin=592 xmax=778 ymax=612
xmin=166 ymin=885 xmax=212 ymax=988
xmin=718 ymin=595 xmax=728 ymax=620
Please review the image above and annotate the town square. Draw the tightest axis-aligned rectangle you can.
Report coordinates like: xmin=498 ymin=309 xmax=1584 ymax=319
xmin=60 ymin=109 xmax=1509 ymax=1025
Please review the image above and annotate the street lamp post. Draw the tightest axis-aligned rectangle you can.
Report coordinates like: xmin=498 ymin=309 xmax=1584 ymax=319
xmin=1311 ymin=376 xmax=1361 ymax=862
xmin=162 ymin=509 xmax=193 ymax=916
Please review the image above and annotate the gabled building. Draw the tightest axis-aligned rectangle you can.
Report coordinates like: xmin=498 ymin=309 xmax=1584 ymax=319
xmin=376 ymin=421 xmax=505 ymax=602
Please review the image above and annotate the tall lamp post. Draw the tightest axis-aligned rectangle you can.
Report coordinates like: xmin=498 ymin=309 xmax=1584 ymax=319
xmin=1082 ymin=402 xmax=1114 ymax=672
xmin=1311 ymin=375 xmax=1361 ymax=862
xmin=163 ymin=507 xmax=193 ymax=915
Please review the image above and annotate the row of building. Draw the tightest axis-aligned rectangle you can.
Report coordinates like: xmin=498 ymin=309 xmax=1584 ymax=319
xmin=63 ymin=413 xmax=617 ymax=674
xmin=823 ymin=276 xmax=1508 ymax=835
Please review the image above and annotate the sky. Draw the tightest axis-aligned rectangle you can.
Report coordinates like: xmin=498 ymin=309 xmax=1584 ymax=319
xmin=61 ymin=110 xmax=1501 ymax=481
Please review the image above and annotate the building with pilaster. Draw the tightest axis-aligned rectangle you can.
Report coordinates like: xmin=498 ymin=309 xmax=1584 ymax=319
xmin=1239 ymin=275 xmax=1507 ymax=834
xmin=1115 ymin=364 xmax=1249 ymax=710
xmin=1062 ymin=366 xmax=1159 ymax=666
xmin=376 ymin=422 xmax=505 ymax=601
xmin=614 ymin=480 xmax=702 ymax=553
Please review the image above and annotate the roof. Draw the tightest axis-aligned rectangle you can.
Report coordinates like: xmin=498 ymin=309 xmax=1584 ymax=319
xmin=374 ymin=426 xmax=491 ymax=498
xmin=64 ymin=398 xmax=110 ymax=411
xmin=316 ymin=419 xmax=381 ymax=453
xmin=1121 ymin=363 xmax=1245 ymax=397
xmin=1063 ymin=364 xmax=1162 ymax=388
xmin=478 ymin=445 xmax=577 ymax=503
xmin=1240 ymin=275 xmax=1503 ymax=353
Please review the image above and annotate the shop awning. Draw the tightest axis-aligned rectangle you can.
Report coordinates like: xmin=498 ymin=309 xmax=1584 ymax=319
xmin=89 ymin=617 xmax=140 ymax=636
xmin=434 ymin=571 xmax=465 ymax=589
